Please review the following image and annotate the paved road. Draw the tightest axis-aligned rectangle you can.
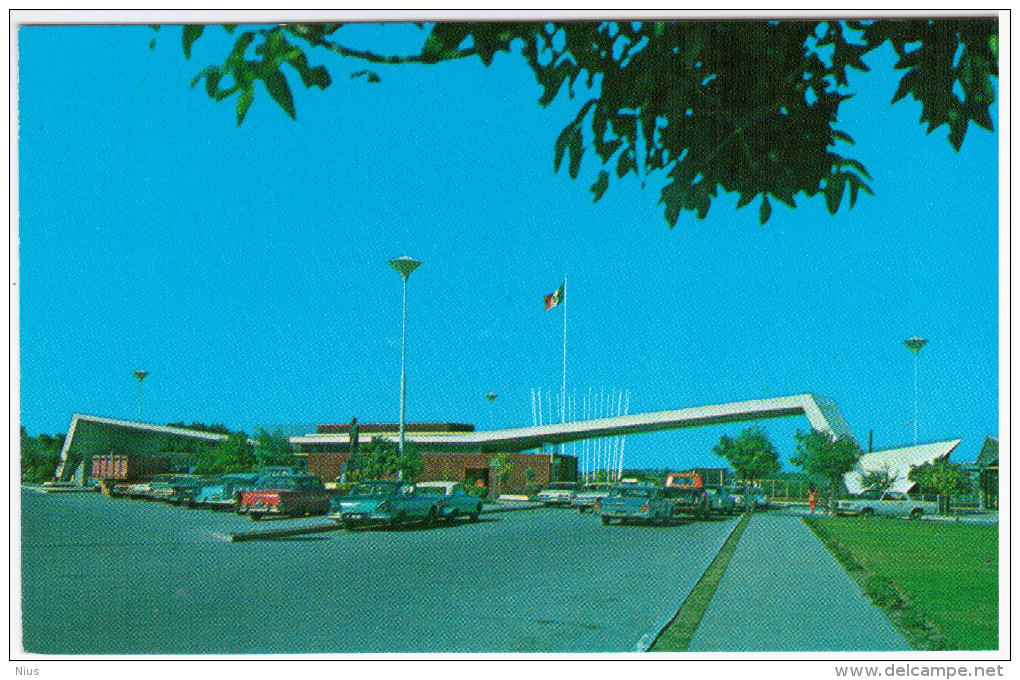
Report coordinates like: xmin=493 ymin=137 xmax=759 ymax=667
xmin=20 ymin=490 xmax=737 ymax=654
xmin=687 ymin=513 xmax=909 ymax=652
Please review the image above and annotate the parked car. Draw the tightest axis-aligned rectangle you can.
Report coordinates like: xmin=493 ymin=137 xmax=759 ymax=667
xmin=571 ymin=482 xmax=614 ymax=513
xmin=536 ymin=482 xmax=578 ymax=506
xmin=662 ymin=484 xmax=710 ymax=519
xmin=123 ymin=474 xmax=183 ymax=500
xmin=729 ymin=485 xmax=770 ymax=510
xmin=193 ymin=474 xmax=259 ymax=509
xmin=236 ymin=474 xmax=333 ymax=520
xmin=703 ymin=485 xmax=737 ymax=516
xmin=328 ymin=480 xmax=441 ymax=530
xmin=150 ymin=475 xmax=217 ymax=505
xmin=416 ymin=481 xmax=484 ymax=522
xmin=594 ymin=485 xmax=673 ymax=525
xmin=836 ymin=490 xmax=936 ymax=518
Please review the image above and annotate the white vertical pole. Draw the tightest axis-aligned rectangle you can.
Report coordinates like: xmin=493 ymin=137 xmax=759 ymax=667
xmin=531 ymin=388 xmax=537 ymax=428
xmin=913 ymin=350 xmax=922 ymax=446
xmin=618 ymin=390 xmax=630 ymax=480
xmin=537 ymin=388 xmax=543 ymax=427
xmin=561 ymin=275 xmax=567 ymax=425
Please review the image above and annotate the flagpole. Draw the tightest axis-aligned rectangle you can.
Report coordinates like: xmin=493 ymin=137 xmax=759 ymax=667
xmin=562 ymin=274 xmax=567 ymax=426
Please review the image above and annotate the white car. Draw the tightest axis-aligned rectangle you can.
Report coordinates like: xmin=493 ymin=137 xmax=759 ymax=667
xmin=536 ymin=482 xmax=578 ymax=506
xmin=836 ymin=490 xmax=936 ymax=518
xmin=416 ymin=481 xmax=483 ymax=522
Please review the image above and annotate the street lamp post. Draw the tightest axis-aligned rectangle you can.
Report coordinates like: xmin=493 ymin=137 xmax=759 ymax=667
xmin=133 ymin=370 xmax=149 ymax=422
xmin=389 ymin=256 xmax=421 ymax=458
xmin=904 ymin=337 xmax=928 ymax=446
xmin=485 ymin=393 xmax=498 ymax=429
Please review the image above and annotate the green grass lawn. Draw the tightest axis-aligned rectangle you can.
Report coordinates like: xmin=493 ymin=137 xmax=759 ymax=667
xmin=808 ymin=518 xmax=998 ymax=650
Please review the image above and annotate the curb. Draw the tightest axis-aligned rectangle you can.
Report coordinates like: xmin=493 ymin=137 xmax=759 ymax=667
xmin=214 ymin=522 xmax=343 ymax=542
xmin=632 ymin=514 xmax=746 ymax=652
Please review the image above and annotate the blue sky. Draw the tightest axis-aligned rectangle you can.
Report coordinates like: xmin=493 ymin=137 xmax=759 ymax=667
xmin=16 ymin=20 xmax=1000 ymax=471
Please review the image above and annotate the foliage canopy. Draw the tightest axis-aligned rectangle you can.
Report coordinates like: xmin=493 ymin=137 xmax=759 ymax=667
xmin=711 ymin=425 xmax=781 ymax=482
xmin=908 ymin=457 xmax=972 ymax=497
xmin=159 ymin=19 xmax=997 ymax=226
xmin=346 ymin=436 xmax=424 ymax=482
xmin=791 ymin=428 xmax=863 ymax=493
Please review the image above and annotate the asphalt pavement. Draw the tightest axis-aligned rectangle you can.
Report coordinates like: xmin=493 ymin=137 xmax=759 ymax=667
xmin=20 ymin=490 xmax=738 ymax=654
xmin=687 ymin=512 xmax=910 ymax=652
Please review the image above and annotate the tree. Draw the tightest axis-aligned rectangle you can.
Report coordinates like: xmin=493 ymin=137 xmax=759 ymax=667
xmin=712 ymin=425 xmax=780 ymax=513
xmin=20 ymin=428 xmax=66 ymax=483
xmin=859 ymin=464 xmax=899 ymax=494
xmin=346 ymin=437 xmax=424 ymax=482
xmin=908 ymin=457 xmax=972 ymax=514
xmin=491 ymin=451 xmax=515 ymax=495
xmin=193 ymin=430 xmax=256 ymax=475
xmin=254 ymin=427 xmax=297 ymax=468
xmin=159 ymin=19 xmax=997 ymax=227
xmin=791 ymin=428 xmax=863 ymax=513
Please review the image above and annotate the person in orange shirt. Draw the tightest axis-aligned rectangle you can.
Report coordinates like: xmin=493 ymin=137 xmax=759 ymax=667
xmin=808 ymin=485 xmax=818 ymax=514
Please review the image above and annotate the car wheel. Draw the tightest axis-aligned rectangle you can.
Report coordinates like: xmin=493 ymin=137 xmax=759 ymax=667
xmin=600 ymin=516 xmax=612 ymax=525
xmin=447 ymin=509 xmax=459 ymax=523
xmin=390 ymin=512 xmax=407 ymax=530
xmin=424 ymin=508 xmax=437 ymax=528
xmin=860 ymin=507 xmax=875 ymax=518
xmin=341 ymin=517 xmax=354 ymax=531
xmin=250 ymin=513 xmax=262 ymax=522
xmin=909 ymin=508 xmax=923 ymax=519
xmin=469 ymin=505 xmax=481 ymax=522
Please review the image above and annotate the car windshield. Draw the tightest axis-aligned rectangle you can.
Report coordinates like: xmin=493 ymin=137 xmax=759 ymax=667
xmin=581 ymin=484 xmax=611 ymax=492
xmin=417 ymin=486 xmax=447 ymax=495
xmin=858 ymin=490 xmax=882 ymax=500
xmin=351 ymin=482 xmax=401 ymax=496
xmin=257 ymin=478 xmax=296 ymax=490
xmin=611 ymin=487 xmax=654 ymax=499
xmin=545 ymin=483 xmax=576 ymax=491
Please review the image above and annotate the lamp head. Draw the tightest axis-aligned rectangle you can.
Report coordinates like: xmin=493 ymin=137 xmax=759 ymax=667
xmin=133 ymin=370 xmax=149 ymax=383
xmin=903 ymin=337 xmax=928 ymax=354
xmin=388 ymin=256 xmax=421 ymax=280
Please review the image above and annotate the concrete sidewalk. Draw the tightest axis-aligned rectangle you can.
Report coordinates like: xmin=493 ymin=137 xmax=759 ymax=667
xmin=688 ymin=513 xmax=909 ymax=652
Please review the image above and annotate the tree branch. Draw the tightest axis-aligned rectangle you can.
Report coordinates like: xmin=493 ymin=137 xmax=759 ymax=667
xmin=282 ymin=24 xmax=479 ymax=65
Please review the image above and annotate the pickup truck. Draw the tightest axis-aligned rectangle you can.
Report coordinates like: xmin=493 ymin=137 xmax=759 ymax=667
xmin=236 ymin=474 xmax=334 ymax=521
xmin=836 ymin=490 xmax=936 ymax=518
xmin=663 ymin=473 xmax=709 ymax=519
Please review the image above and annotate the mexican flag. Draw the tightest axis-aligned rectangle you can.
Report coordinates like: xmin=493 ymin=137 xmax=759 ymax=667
xmin=544 ymin=284 xmax=564 ymax=310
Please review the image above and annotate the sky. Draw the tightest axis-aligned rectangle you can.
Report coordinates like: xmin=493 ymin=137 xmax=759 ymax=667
xmin=15 ymin=16 xmax=1002 ymax=473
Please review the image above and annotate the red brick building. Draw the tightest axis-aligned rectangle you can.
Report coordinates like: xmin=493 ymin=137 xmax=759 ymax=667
xmin=297 ymin=422 xmax=577 ymax=492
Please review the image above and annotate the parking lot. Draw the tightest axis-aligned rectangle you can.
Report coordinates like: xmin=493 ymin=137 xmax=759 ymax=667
xmin=20 ymin=489 xmax=739 ymax=654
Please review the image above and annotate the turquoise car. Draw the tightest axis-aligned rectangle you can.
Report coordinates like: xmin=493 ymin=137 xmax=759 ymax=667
xmin=193 ymin=473 xmax=259 ymax=510
xmin=595 ymin=485 xmax=674 ymax=526
xmin=328 ymin=480 xmax=442 ymax=530
xmin=415 ymin=481 xmax=483 ymax=522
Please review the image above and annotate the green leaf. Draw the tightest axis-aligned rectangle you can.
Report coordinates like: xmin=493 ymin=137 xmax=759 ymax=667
xmin=203 ymin=67 xmax=221 ymax=99
xmin=567 ymin=133 xmax=584 ymax=179
xmin=553 ymin=126 xmax=575 ymax=173
xmin=736 ymin=191 xmax=755 ymax=209
xmin=825 ymin=175 xmax=845 ymax=214
xmin=263 ymin=70 xmax=295 ymax=119
xmin=759 ymin=194 xmax=772 ymax=225
xmin=947 ymin=116 xmax=968 ymax=152
xmin=590 ymin=171 xmax=609 ymax=202
xmin=182 ymin=24 xmax=204 ymax=60
xmin=236 ymin=87 xmax=254 ymax=126
xmin=350 ymin=70 xmax=381 ymax=83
